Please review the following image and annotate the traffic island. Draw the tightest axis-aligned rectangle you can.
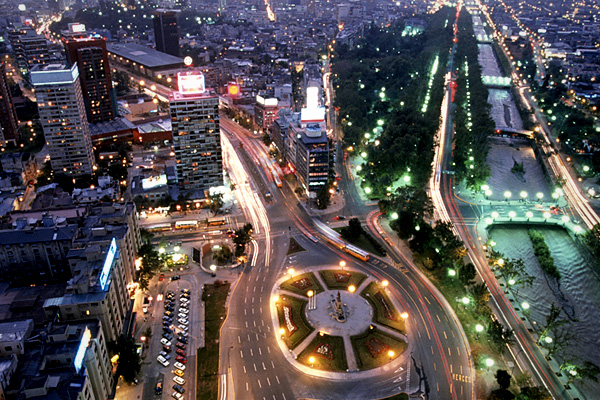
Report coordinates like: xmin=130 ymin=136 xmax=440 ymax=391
xmin=273 ymin=267 xmax=410 ymax=377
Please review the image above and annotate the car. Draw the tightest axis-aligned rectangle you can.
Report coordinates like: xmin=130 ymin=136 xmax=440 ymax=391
xmin=175 ymin=355 xmax=187 ymax=363
xmin=180 ymin=301 xmax=189 ymax=307
xmin=181 ymin=289 xmax=190 ymax=294
xmin=180 ymin=293 xmax=190 ymax=298
xmin=179 ymin=308 xmax=189 ymax=314
xmin=159 ymin=274 xmax=165 ymax=281
xmin=163 ymin=322 xmax=172 ymax=328
xmin=159 ymin=351 xmax=170 ymax=359
xmin=163 ymin=315 xmax=172 ymax=321
xmin=172 ymin=384 xmax=185 ymax=394
xmin=177 ymin=314 xmax=187 ymax=320
xmin=177 ymin=337 xmax=187 ymax=344
xmin=171 ymin=392 xmax=183 ymax=400
xmin=173 ymin=369 xmax=184 ymax=377
xmin=178 ymin=325 xmax=188 ymax=331
xmin=180 ymin=296 xmax=190 ymax=302
xmin=162 ymin=333 xmax=173 ymax=340
xmin=163 ymin=327 xmax=172 ymax=334
xmin=179 ymin=331 xmax=188 ymax=338
xmin=160 ymin=338 xmax=172 ymax=346
xmin=175 ymin=342 xmax=186 ymax=349
xmin=334 ymin=215 xmax=346 ymax=220
xmin=178 ymin=318 xmax=189 ymax=325
xmin=173 ymin=376 xmax=186 ymax=385
xmin=174 ymin=362 xmax=186 ymax=371
xmin=163 ymin=345 xmax=171 ymax=352
xmin=176 ymin=349 xmax=186 ymax=356
xmin=165 ymin=306 xmax=174 ymax=312
xmin=164 ymin=311 xmax=173 ymax=317
xmin=157 ymin=355 xmax=169 ymax=367
xmin=170 ymin=275 xmax=180 ymax=281
xmin=179 ymin=304 xmax=189 ymax=310
xmin=155 ymin=380 xmax=163 ymax=395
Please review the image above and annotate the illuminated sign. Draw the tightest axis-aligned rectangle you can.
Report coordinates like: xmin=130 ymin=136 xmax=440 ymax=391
xmin=184 ymin=56 xmax=193 ymax=66
xmin=99 ymin=238 xmax=117 ymax=291
xmin=227 ymin=84 xmax=240 ymax=97
xmin=306 ymin=86 xmax=319 ymax=110
xmin=177 ymin=71 xmax=205 ymax=95
xmin=257 ymin=95 xmax=277 ymax=107
xmin=69 ymin=23 xmax=86 ymax=33
xmin=141 ymin=175 xmax=167 ymax=190
xmin=73 ymin=327 xmax=91 ymax=373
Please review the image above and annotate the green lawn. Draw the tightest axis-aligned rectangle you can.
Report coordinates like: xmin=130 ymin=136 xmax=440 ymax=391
xmin=361 ymin=282 xmax=406 ymax=334
xmin=351 ymin=328 xmax=407 ymax=370
xmin=297 ymin=333 xmax=348 ymax=371
xmin=279 ymin=272 xmax=324 ymax=296
xmin=286 ymin=237 xmax=306 ymax=255
xmin=276 ymin=295 xmax=314 ymax=350
xmin=196 ymin=282 xmax=230 ymax=400
xmin=318 ymin=269 xmax=367 ymax=291
xmin=334 ymin=228 xmax=387 ymax=257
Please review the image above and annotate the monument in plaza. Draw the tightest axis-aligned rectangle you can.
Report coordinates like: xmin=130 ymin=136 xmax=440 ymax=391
xmin=329 ymin=291 xmax=349 ymax=322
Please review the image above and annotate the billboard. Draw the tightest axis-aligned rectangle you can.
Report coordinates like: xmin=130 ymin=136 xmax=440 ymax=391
xmin=73 ymin=326 xmax=91 ymax=373
xmin=99 ymin=238 xmax=117 ymax=291
xmin=177 ymin=71 xmax=205 ymax=95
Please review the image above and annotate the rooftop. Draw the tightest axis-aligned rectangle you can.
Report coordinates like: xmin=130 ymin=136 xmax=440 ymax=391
xmin=0 ymin=319 xmax=33 ymax=343
xmin=107 ymin=42 xmax=184 ymax=69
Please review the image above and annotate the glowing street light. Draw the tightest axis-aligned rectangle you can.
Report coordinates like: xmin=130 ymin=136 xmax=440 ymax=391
xmin=309 ymin=356 xmax=315 ymax=367
xmin=400 ymin=312 xmax=409 ymax=320
xmin=544 ymin=336 xmax=553 ymax=344
xmin=461 ymin=297 xmax=470 ymax=305
xmin=388 ymin=350 xmax=395 ymax=360
xmin=339 ymin=260 xmax=346 ymax=269
xmin=504 ymin=191 xmax=512 ymax=201
xmin=520 ymin=191 xmax=528 ymax=200
xmin=536 ymin=192 xmax=544 ymax=201
xmin=491 ymin=211 xmax=499 ymax=219
xmin=448 ymin=269 xmax=456 ymax=277
xmin=307 ymin=290 xmax=314 ymax=297
xmin=475 ymin=324 xmax=484 ymax=333
xmin=543 ymin=212 xmax=551 ymax=220
xmin=508 ymin=211 xmax=516 ymax=219
xmin=382 ymin=280 xmax=389 ymax=287
xmin=522 ymin=301 xmax=530 ymax=310
xmin=288 ymin=268 xmax=295 ymax=276
xmin=348 ymin=285 xmax=356 ymax=293
xmin=485 ymin=358 xmax=494 ymax=369
xmin=391 ymin=212 xmax=399 ymax=220
xmin=273 ymin=295 xmax=279 ymax=303
xmin=158 ymin=247 xmax=165 ymax=254
xmin=365 ymin=187 xmax=372 ymax=195
xmin=526 ymin=211 xmax=533 ymax=220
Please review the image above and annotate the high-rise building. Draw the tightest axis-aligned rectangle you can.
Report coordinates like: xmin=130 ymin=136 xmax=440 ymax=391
xmin=63 ymin=34 xmax=116 ymax=123
xmin=31 ymin=63 xmax=95 ymax=176
xmin=153 ymin=10 xmax=180 ymax=57
xmin=8 ymin=25 xmax=50 ymax=71
xmin=0 ymin=63 xmax=20 ymax=147
xmin=169 ymin=70 xmax=223 ymax=193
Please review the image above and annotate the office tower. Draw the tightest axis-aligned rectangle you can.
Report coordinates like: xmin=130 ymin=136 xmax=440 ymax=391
xmin=31 ymin=63 xmax=95 ymax=176
xmin=0 ymin=63 xmax=20 ymax=146
xmin=8 ymin=25 xmax=50 ymax=71
xmin=63 ymin=34 xmax=116 ymax=123
xmin=169 ymin=70 xmax=223 ymax=193
xmin=153 ymin=10 xmax=180 ymax=57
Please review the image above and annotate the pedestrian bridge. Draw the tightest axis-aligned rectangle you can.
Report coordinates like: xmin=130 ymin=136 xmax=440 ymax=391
xmin=482 ymin=75 xmax=512 ymax=88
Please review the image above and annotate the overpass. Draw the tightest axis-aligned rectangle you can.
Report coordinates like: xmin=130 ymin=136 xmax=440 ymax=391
xmin=482 ymin=75 xmax=512 ymax=87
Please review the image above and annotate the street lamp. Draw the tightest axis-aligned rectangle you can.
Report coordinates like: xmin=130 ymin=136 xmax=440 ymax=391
xmin=522 ymin=301 xmax=530 ymax=310
xmin=476 ymin=324 xmax=484 ymax=333
xmin=543 ymin=212 xmax=551 ymax=220
xmin=348 ymin=285 xmax=356 ymax=293
xmin=391 ymin=212 xmax=399 ymax=220
xmin=339 ymin=260 xmax=346 ymax=270
xmin=520 ymin=191 xmax=528 ymax=201
xmin=526 ymin=211 xmax=533 ymax=221
xmin=388 ymin=350 xmax=395 ymax=361
xmin=448 ymin=269 xmax=456 ymax=277
xmin=485 ymin=358 xmax=494 ymax=370
xmin=509 ymin=211 xmax=516 ymax=220
xmin=536 ymin=192 xmax=544 ymax=201
xmin=400 ymin=312 xmax=409 ymax=320
xmin=504 ymin=191 xmax=512 ymax=201
xmin=158 ymin=247 xmax=165 ymax=254
xmin=382 ymin=280 xmax=389 ymax=287
xmin=307 ymin=290 xmax=314 ymax=298
xmin=491 ymin=211 xmax=499 ymax=219
xmin=485 ymin=189 xmax=493 ymax=198
xmin=544 ymin=336 xmax=553 ymax=344
xmin=288 ymin=268 xmax=295 ymax=277
xmin=461 ymin=297 xmax=470 ymax=305
xmin=309 ymin=356 xmax=315 ymax=367
xmin=279 ymin=328 xmax=285 ymax=338
xmin=561 ymin=215 xmax=570 ymax=224
xmin=210 ymin=264 xmax=216 ymax=277
xmin=273 ymin=295 xmax=279 ymax=303
xmin=173 ymin=245 xmax=180 ymax=252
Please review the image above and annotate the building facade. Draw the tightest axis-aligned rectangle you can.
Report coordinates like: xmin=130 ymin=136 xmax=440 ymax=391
xmin=153 ymin=10 xmax=180 ymax=57
xmin=8 ymin=26 xmax=50 ymax=71
xmin=31 ymin=63 xmax=95 ymax=176
xmin=63 ymin=36 xmax=116 ymax=123
xmin=169 ymin=71 xmax=223 ymax=193
xmin=0 ymin=63 xmax=19 ymax=147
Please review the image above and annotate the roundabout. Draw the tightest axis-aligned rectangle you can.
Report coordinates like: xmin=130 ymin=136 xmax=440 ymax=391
xmin=272 ymin=266 xmax=410 ymax=376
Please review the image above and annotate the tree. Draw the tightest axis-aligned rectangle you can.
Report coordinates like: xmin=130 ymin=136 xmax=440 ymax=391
xmin=538 ymin=303 xmax=566 ymax=341
xmin=496 ymin=369 xmax=512 ymax=390
xmin=213 ymin=245 xmax=233 ymax=265
xmin=113 ymin=335 xmax=141 ymax=383
xmin=459 ymin=262 xmax=476 ymax=286
xmin=140 ymin=228 xmax=154 ymax=244
xmin=233 ymin=223 xmax=253 ymax=258
xmin=137 ymin=243 xmax=162 ymax=290
xmin=379 ymin=186 xmax=433 ymax=239
xmin=517 ymin=386 xmax=551 ymax=400
xmin=316 ymin=185 xmax=331 ymax=209
xmin=470 ymin=282 xmax=490 ymax=316
xmin=560 ymin=360 xmax=600 ymax=386
xmin=341 ymin=218 xmax=363 ymax=241
xmin=487 ymin=319 xmax=515 ymax=354
xmin=208 ymin=192 xmax=224 ymax=215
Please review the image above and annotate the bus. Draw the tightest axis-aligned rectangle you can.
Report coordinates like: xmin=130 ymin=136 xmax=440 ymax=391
xmin=207 ymin=218 xmax=226 ymax=227
xmin=175 ymin=220 xmax=198 ymax=230
xmin=344 ymin=244 xmax=370 ymax=262
xmin=272 ymin=170 xmax=282 ymax=188
xmin=147 ymin=223 xmax=172 ymax=233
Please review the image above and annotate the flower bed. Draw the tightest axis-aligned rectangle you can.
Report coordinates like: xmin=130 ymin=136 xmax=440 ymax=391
xmin=361 ymin=282 xmax=405 ymax=334
xmin=279 ymin=272 xmax=324 ymax=296
xmin=276 ymin=295 xmax=313 ymax=350
xmin=297 ymin=333 xmax=348 ymax=371
xmin=318 ymin=269 xmax=367 ymax=291
xmin=351 ymin=328 xmax=407 ymax=370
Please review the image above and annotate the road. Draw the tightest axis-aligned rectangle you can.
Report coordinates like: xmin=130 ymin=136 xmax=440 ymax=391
xmin=218 ymin=108 xmax=473 ymax=399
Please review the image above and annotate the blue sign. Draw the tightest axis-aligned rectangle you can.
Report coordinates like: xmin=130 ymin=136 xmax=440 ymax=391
xmin=99 ymin=238 xmax=117 ymax=291
xmin=73 ymin=327 xmax=91 ymax=373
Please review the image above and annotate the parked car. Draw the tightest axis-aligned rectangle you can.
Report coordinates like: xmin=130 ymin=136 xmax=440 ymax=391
xmin=178 ymin=324 xmax=188 ymax=331
xmin=173 ymin=362 xmax=186 ymax=371
xmin=164 ymin=311 xmax=173 ymax=317
xmin=159 ymin=351 xmax=170 ymax=359
xmin=177 ymin=337 xmax=187 ymax=344
xmin=172 ymin=384 xmax=185 ymax=394
xmin=170 ymin=275 xmax=180 ymax=281
xmin=179 ymin=331 xmax=188 ymax=338
xmin=176 ymin=343 xmax=186 ymax=349
xmin=157 ymin=355 xmax=169 ymax=367
xmin=155 ymin=379 xmax=163 ymax=394
xmin=173 ymin=369 xmax=184 ymax=377
xmin=179 ymin=308 xmax=189 ymax=315
xmin=162 ymin=333 xmax=173 ymax=340
xmin=176 ymin=349 xmax=186 ymax=357
xmin=163 ymin=345 xmax=171 ymax=352
xmin=159 ymin=274 xmax=165 ymax=281
xmin=171 ymin=392 xmax=183 ymax=400
xmin=178 ymin=319 xmax=188 ymax=326
xmin=173 ymin=376 xmax=185 ymax=385
xmin=178 ymin=313 xmax=187 ymax=319
xmin=175 ymin=355 xmax=187 ymax=363
xmin=181 ymin=289 xmax=190 ymax=294
xmin=160 ymin=338 xmax=172 ymax=346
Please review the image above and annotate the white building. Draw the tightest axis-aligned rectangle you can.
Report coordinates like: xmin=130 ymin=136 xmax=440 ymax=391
xmin=169 ymin=70 xmax=223 ymax=194
xmin=31 ymin=63 xmax=95 ymax=176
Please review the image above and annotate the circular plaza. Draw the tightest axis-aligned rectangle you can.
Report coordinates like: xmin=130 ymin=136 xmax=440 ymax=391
xmin=271 ymin=266 xmax=410 ymax=376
